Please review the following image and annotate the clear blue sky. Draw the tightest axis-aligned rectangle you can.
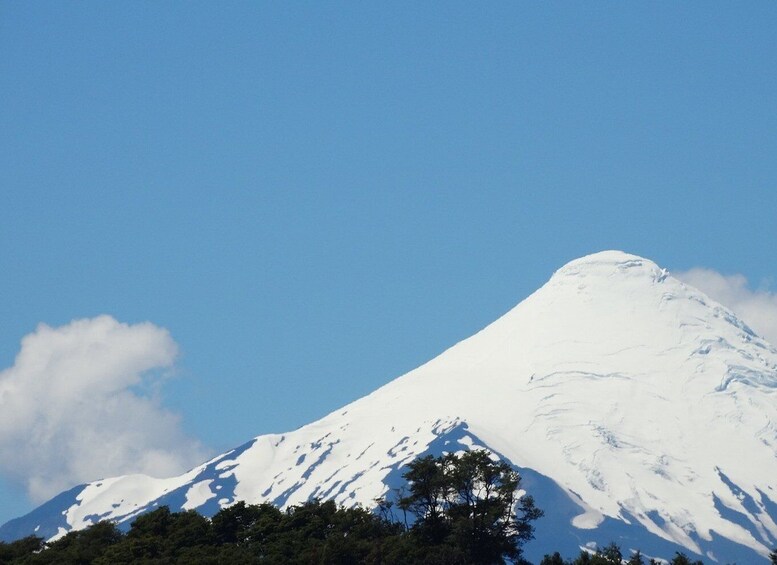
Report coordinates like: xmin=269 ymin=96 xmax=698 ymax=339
xmin=1 ymin=2 xmax=776 ymax=523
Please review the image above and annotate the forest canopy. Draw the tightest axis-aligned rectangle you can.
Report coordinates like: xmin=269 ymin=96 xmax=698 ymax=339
xmin=1 ymin=449 xmax=765 ymax=564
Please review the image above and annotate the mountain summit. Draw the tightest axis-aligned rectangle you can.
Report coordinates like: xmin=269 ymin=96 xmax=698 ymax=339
xmin=3 ymin=251 xmax=777 ymax=563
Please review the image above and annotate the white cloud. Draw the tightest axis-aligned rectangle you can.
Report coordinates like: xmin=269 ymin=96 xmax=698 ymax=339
xmin=0 ymin=315 xmax=208 ymax=502
xmin=675 ymin=268 xmax=777 ymax=345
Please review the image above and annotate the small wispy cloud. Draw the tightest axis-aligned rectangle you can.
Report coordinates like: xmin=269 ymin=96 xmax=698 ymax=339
xmin=0 ymin=315 xmax=207 ymax=503
xmin=675 ymin=268 xmax=777 ymax=346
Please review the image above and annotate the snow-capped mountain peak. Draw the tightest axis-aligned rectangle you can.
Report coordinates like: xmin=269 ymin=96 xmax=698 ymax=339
xmin=3 ymin=251 xmax=776 ymax=563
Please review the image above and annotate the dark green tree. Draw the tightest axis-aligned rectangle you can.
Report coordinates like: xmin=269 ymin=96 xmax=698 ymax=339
xmin=592 ymin=542 xmax=622 ymax=564
xmin=669 ymin=551 xmax=704 ymax=565
xmin=540 ymin=551 xmax=567 ymax=565
xmin=626 ymin=549 xmax=645 ymax=565
xmin=91 ymin=506 xmax=213 ymax=564
xmin=398 ymin=449 xmax=542 ymax=564
xmin=0 ymin=535 xmax=44 ymax=562
xmin=211 ymin=501 xmax=279 ymax=545
xmin=570 ymin=550 xmax=592 ymax=564
xmin=398 ymin=454 xmax=450 ymax=543
xmin=29 ymin=521 xmax=122 ymax=564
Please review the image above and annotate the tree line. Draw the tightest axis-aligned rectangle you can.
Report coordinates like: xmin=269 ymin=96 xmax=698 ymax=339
xmin=1 ymin=450 xmax=775 ymax=564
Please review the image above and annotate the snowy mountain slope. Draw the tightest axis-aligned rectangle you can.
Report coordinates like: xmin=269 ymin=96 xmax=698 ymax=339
xmin=3 ymin=251 xmax=777 ymax=563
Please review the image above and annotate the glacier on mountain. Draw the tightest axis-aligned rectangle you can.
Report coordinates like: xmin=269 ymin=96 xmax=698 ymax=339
xmin=2 ymin=251 xmax=776 ymax=563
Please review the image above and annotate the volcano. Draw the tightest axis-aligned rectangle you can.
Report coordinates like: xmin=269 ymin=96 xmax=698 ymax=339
xmin=3 ymin=251 xmax=777 ymax=563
